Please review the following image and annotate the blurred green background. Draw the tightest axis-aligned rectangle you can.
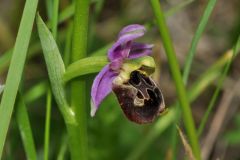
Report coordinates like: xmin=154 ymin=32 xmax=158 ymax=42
xmin=0 ymin=0 xmax=240 ymax=159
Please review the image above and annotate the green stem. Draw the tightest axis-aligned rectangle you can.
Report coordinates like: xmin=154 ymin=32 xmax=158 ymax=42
xmin=64 ymin=56 xmax=108 ymax=82
xmin=68 ymin=0 xmax=90 ymax=159
xmin=150 ymin=0 xmax=201 ymax=159
xmin=44 ymin=90 xmax=52 ymax=160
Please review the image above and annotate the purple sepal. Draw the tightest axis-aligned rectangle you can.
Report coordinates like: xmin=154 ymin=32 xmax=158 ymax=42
xmin=128 ymin=42 xmax=154 ymax=59
xmin=90 ymin=65 xmax=117 ymax=116
xmin=108 ymin=24 xmax=146 ymax=61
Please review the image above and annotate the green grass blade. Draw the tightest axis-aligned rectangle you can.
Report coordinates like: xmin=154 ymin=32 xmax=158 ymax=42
xmin=37 ymin=14 xmax=75 ymax=124
xmin=150 ymin=0 xmax=201 ymax=159
xmin=64 ymin=56 xmax=108 ymax=82
xmin=16 ymin=95 xmax=37 ymax=160
xmin=198 ymin=36 xmax=240 ymax=136
xmin=44 ymin=90 xmax=52 ymax=160
xmin=183 ymin=0 xmax=217 ymax=83
xmin=0 ymin=0 xmax=38 ymax=157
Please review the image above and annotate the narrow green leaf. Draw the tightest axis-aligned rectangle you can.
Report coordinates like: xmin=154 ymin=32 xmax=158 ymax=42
xmin=37 ymin=14 xmax=75 ymax=124
xmin=16 ymin=95 xmax=37 ymax=160
xmin=0 ymin=0 xmax=38 ymax=157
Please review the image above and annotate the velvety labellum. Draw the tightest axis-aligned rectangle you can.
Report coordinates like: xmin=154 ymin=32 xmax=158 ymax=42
xmin=112 ymin=70 xmax=165 ymax=124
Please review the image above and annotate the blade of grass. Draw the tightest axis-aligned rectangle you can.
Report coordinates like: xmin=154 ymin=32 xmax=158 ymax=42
xmin=183 ymin=0 xmax=217 ymax=83
xmin=198 ymin=35 xmax=240 ymax=136
xmin=0 ymin=0 xmax=38 ymax=157
xmin=150 ymin=0 xmax=201 ymax=159
xmin=16 ymin=94 xmax=37 ymax=160
xmin=69 ymin=0 xmax=90 ymax=159
xmin=44 ymin=89 xmax=52 ymax=160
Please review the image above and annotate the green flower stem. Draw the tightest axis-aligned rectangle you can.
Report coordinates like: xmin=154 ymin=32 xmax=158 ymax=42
xmin=68 ymin=0 xmax=90 ymax=159
xmin=64 ymin=56 xmax=108 ymax=82
xmin=150 ymin=0 xmax=201 ymax=159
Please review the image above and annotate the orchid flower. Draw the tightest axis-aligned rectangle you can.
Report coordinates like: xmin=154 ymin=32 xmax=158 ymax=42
xmin=91 ymin=24 xmax=165 ymax=124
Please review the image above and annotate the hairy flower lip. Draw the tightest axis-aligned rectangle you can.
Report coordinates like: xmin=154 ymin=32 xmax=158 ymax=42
xmin=90 ymin=24 xmax=157 ymax=118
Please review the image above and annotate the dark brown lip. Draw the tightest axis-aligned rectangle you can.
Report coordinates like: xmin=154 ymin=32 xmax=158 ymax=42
xmin=112 ymin=70 xmax=165 ymax=124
